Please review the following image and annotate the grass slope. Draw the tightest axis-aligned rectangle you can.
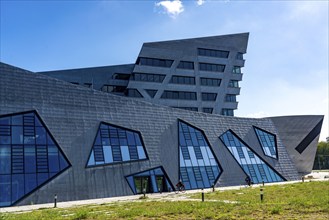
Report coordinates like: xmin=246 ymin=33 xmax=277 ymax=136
xmin=1 ymin=181 xmax=328 ymax=219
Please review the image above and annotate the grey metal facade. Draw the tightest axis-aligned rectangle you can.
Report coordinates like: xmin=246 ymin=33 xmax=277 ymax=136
xmin=0 ymin=61 xmax=323 ymax=207
xmin=38 ymin=33 xmax=248 ymax=115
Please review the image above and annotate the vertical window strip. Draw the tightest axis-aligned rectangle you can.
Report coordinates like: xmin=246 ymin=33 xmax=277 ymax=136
xmin=220 ymin=130 xmax=284 ymax=184
xmin=254 ymin=127 xmax=277 ymax=159
xmin=179 ymin=121 xmax=221 ymax=190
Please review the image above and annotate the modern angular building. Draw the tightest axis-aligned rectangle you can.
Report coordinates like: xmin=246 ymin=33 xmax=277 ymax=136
xmin=0 ymin=33 xmax=323 ymax=207
xmin=38 ymin=33 xmax=248 ymax=116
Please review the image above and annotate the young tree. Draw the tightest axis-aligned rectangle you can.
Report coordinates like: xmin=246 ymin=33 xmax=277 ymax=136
xmin=313 ymin=140 xmax=329 ymax=170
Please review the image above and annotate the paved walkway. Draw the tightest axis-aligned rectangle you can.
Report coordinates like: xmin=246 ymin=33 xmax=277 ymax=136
xmin=1 ymin=171 xmax=328 ymax=213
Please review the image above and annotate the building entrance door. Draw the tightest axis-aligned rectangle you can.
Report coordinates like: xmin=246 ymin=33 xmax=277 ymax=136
xmin=156 ymin=175 xmax=168 ymax=192
xmin=133 ymin=176 xmax=152 ymax=194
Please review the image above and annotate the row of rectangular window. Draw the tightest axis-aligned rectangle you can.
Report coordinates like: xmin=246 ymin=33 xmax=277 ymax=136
xmin=161 ymin=91 xmax=238 ymax=102
xmin=228 ymin=80 xmax=239 ymax=88
xmin=133 ymin=74 xmax=222 ymax=87
xmin=200 ymin=78 xmax=221 ymax=87
xmin=199 ymin=63 xmax=225 ymax=72
xmin=131 ymin=72 xmax=166 ymax=83
xmin=177 ymin=61 xmax=194 ymax=70
xmin=170 ymin=75 xmax=195 ymax=85
xmin=161 ymin=91 xmax=197 ymax=100
xmin=198 ymin=48 xmax=229 ymax=59
xmin=137 ymin=57 xmax=174 ymax=68
xmin=135 ymin=59 xmax=243 ymax=76
xmin=201 ymin=93 xmax=217 ymax=101
xmin=221 ymin=109 xmax=234 ymax=116
xmin=225 ymin=94 xmax=237 ymax=102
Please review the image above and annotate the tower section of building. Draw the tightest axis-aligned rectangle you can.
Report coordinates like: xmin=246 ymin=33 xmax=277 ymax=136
xmin=129 ymin=33 xmax=248 ymax=115
xmin=38 ymin=33 xmax=249 ymax=116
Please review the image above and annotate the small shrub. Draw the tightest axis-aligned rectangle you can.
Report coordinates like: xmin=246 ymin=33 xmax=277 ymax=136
xmin=270 ymin=206 xmax=281 ymax=215
xmin=139 ymin=195 xmax=148 ymax=199
xmin=74 ymin=209 xmax=88 ymax=220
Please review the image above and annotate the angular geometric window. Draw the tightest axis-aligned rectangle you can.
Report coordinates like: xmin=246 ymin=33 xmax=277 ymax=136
xmin=254 ymin=127 xmax=278 ymax=159
xmin=86 ymin=122 xmax=147 ymax=167
xmin=125 ymin=166 xmax=173 ymax=194
xmin=0 ymin=111 xmax=70 ymax=207
xmin=179 ymin=120 xmax=222 ymax=190
xmin=220 ymin=130 xmax=284 ymax=184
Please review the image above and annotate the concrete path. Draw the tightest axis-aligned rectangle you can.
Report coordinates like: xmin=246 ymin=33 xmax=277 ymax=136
xmin=1 ymin=171 xmax=328 ymax=213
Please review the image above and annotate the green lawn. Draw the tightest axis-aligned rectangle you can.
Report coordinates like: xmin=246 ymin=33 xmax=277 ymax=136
xmin=1 ymin=181 xmax=328 ymax=219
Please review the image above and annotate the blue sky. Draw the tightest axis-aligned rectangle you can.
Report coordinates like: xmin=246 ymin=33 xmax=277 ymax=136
xmin=0 ymin=0 xmax=328 ymax=141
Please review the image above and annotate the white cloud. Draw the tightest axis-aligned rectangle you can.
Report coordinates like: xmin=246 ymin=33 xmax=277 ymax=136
xmin=156 ymin=0 xmax=184 ymax=18
xmin=196 ymin=0 xmax=205 ymax=6
xmin=288 ymin=1 xmax=328 ymax=21
xmin=236 ymin=77 xmax=328 ymax=141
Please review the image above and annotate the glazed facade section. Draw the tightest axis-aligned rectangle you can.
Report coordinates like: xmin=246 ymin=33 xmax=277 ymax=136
xmin=0 ymin=111 xmax=70 ymax=207
xmin=0 ymin=53 xmax=323 ymax=207
xmin=86 ymin=122 xmax=147 ymax=167
xmin=179 ymin=121 xmax=221 ymax=189
xmin=220 ymin=130 xmax=284 ymax=184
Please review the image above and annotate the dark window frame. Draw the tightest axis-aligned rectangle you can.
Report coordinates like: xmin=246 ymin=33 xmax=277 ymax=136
xmin=131 ymin=73 xmax=166 ymax=83
xmin=225 ymin=94 xmax=237 ymax=102
xmin=137 ymin=57 xmax=174 ymax=68
xmin=170 ymin=75 xmax=195 ymax=85
xmin=198 ymin=48 xmax=229 ymax=59
xmin=177 ymin=61 xmax=194 ymax=70
xmin=201 ymin=93 xmax=217 ymax=101
xmin=199 ymin=63 xmax=225 ymax=72
xmin=200 ymin=77 xmax=221 ymax=87
xmin=161 ymin=91 xmax=197 ymax=100
xmin=221 ymin=109 xmax=234 ymax=116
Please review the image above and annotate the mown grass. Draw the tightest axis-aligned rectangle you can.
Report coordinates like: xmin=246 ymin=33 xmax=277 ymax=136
xmin=1 ymin=181 xmax=328 ymax=219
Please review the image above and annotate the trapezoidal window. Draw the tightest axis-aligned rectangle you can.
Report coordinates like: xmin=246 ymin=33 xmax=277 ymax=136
xmin=254 ymin=127 xmax=278 ymax=159
xmin=0 ymin=111 xmax=70 ymax=207
xmin=179 ymin=120 xmax=222 ymax=190
xmin=86 ymin=122 xmax=147 ymax=167
xmin=219 ymin=130 xmax=284 ymax=184
xmin=125 ymin=166 xmax=174 ymax=194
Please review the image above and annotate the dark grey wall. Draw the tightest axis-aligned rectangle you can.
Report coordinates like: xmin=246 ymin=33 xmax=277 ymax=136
xmin=0 ymin=62 xmax=318 ymax=206
xmin=270 ymin=116 xmax=323 ymax=175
